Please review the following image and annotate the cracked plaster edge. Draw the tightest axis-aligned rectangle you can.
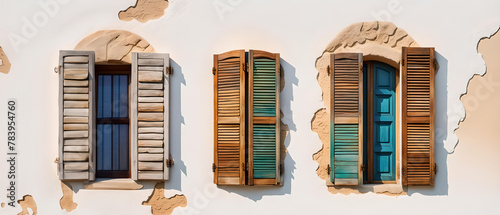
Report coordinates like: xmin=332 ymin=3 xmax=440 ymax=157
xmin=60 ymin=182 xmax=78 ymax=212
xmin=142 ymin=182 xmax=187 ymax=215
xmin=450 ymin=24 xmax=500 ymax=153
xmin=17 ymin=195 xmax=37 ymax=215
xmin=118 ymin=0 xmax=170 ymax=23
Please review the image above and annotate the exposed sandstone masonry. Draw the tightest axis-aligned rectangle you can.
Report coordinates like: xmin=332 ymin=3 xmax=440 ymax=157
xmin=75 ymin=30 xmax=155 ymax=64
xmin=312 ymin=21 xmax=417 ymax=195
xmin=142 ymin=182 xmax=187 ymax=215
xmin=119 ymin=0 xmax=170 ymax=23
xmin=17 ymin=195 xmax=37 ymax=215
xmin=60 ymin=182 xmax=77 ymax=212
xmin=456 ymin=28 xmax=500 ymax=147
xmin=0 ymin=46 xmax=11 ymax=74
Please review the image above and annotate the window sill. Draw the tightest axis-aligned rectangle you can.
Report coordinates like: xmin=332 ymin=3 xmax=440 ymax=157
xmin=326 ymin=181 xmax=404 ymax=195
xmin=83 ymin=178 xmax=143 ymax=190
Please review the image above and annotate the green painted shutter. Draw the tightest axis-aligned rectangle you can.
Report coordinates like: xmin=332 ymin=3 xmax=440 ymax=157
xmin=59 ymin=50 xmax=96 ymax=181
xmin=131 ymin=52 xmax=170 ymax=181
xmin=330 ymin=53 xmax=363 ymax=185
xmin=248 ymin=50 xmax=280 ymax=185
xmin=402 ymin=47 xmax=435 ymax=186
xmin=213 ymin=50 xmax=246 ymax=185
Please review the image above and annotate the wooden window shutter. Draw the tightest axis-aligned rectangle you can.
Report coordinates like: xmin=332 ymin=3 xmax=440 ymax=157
xmin=59 ymin=50 xmax=96 ymax=181
xmin=329 ymin=53 xmax=363 ymax=185
xmin=402 ymin=47 xmax=435 ymax=186
xmin=213 ymin=50 xmax=246 ymax=185
xmin=248 ymin=50 xmax=280 ymax=186
xmin=131 ymin=52 xmax=170 ymax=181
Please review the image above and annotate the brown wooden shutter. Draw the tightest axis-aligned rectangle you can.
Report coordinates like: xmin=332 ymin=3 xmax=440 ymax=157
xmin=248 ymin=50 xmax=280 ymax=186
xmin=330 ymin=53 xmax=363 ymax=185
xmin=59 ymin=50 xmax=96 ymax=181
xmin=213 ymin=50 xmax=246 ymax=185
xmin=402 ymin=47 xmax=435 ymax=186
xmin=131 ymin=52 xmax=170 ymax=181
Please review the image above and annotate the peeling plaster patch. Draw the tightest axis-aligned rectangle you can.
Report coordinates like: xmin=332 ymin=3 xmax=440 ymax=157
xmin=60 ymin=182 xmax=77 ymax=212
xmin=75 ymin=30 xmax=155 ymax=64
xmin=142 ymin=182 xmax=187 ymax=215
xmin=312 ymin=21 xmax=417 ymax=195
xmin=119 ymin=0 xmax=169 ymax=23
xmin=456 ymin=28 xmax=500 ymax=144
xmin=17 ymin=195 xmax=37 ymax=215
xmin=0 ymin=46 xmax=12 ymax=74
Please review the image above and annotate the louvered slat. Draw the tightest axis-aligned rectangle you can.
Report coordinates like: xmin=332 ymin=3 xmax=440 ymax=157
xmin=402 ymin=47 xmax=435 ymax=186
xmin=59 ymin=50 xmax=95 ymax=181
xmin=214 ymin=50 xmax=246 ymax=185
xmin=252 ymin=125 xmax=276 ymax=179
xmin=248 ymin=50 xmax=280 ymax=186
xmin=253 ymin=58 xmax=276 ymax=117
xmin=330 ymin=53 xmax=362 ymax=185
xmin=333 ymin=124 xmax=359 ymax=179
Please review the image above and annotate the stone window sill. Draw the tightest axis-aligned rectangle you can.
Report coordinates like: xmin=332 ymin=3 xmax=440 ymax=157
xmin=83 ymin=178 xmax=143 ymax=190
xmin=326 ymin=181 xmax=404 ymax=195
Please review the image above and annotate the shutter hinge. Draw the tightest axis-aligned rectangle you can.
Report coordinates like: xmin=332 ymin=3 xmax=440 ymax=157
xmin=212 ymin=67 xmax=216 ymax=75
xmin=212 ymin=163 xmax=217 ymax=172
xmin=434 ymin=163 xmax=437 ymax=174
xmin=327 ymin=65 xmax=330 ymax=75
xmin=166 ymin=159 xmax=174 ymax=167
xmin=402 ymin=58 xmax=405 ymax=66
xmin=361 ymin=164 xmax=365 ymax=172
xmin=242 ymin=162 xmax=247 ymax=171
xmin=327 ymin=164 xmax=331 ymax=174
xmin=166 ymin=67 xmax=173 ymax=75
xmin=55 ymin=66 xmax=61 ymax=74
xmin=280 ymin=163 xmax=284 ymax=173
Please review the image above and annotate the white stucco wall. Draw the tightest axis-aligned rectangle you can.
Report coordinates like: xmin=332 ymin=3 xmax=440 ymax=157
xmin=0 ymin=0 xmax=499 ymax=214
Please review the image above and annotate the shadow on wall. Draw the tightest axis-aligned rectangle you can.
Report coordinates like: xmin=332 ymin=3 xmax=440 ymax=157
xmin=407 ymin=51 xmax=449 ymax=196
xmin=219 ymin=59 xmax=298 ymax=201
xmin=166 ymin=59 xmax=187 ymax=191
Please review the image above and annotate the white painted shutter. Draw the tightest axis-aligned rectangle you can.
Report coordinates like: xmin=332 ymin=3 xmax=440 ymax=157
xmin=59 ymin=50 xmax=96 ymax=181
xmin=131 ymin=52 xmax=170 ymax=181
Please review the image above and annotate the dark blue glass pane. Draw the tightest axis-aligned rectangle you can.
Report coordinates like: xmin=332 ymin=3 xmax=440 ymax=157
xmin=97 ymin=124 xmax=113 ymax=171
xmin=102 ymin=75 xmax=112 ymax=118
xmin=97 ymin=124 xmax=103 ymax=170
xmin=119 ymin=124 xmax=129 ymax=170
xmin=97 ymin=76 xmax=103 ymax=118
xmin=120 ymin=75 xmax=128 ymax=118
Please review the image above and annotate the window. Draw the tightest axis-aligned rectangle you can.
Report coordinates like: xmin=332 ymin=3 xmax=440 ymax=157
xmin=329 ymin=47 xmax=436 ymax=186
xmin=213 ymin=50 xmax=281 ymax=186
xmin=362 ymin=61 xmax=396 ymax=184
xmin=58 ymin=51 xmax=171 ymax=181
xmin=96 ymin=65 xmax=130 ymax=178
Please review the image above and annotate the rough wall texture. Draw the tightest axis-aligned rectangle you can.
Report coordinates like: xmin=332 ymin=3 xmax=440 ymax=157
xmin=312 ymin=21 xmax=418 ymax=194
xmin=59 ymin=182 xmax=78 ymax=212
xmin=119 ymin=0 xmax=169 ymax=23
xmin=75 ymin=30 xmax=155 ymax=64
xmin=0 ymin=46 xmax=11 ymax=74
xmin=142 ymin=182 xmax=187 ymax=215
xmin=455 ymin=28 xmax=500 ymax=165
xmin=17 ymin=195 xmax=37 ymax=215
